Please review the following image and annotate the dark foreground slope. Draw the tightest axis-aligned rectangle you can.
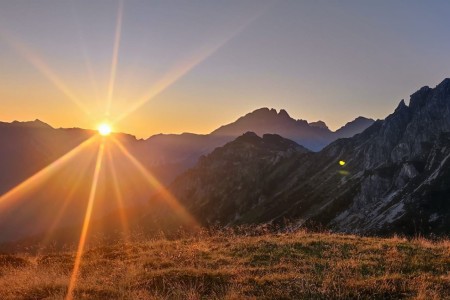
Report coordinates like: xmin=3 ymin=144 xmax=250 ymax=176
xmin=162 ymin=79 xmax=450 ymax=236
xmin=0 ymin=231 xmax=448 ymax=299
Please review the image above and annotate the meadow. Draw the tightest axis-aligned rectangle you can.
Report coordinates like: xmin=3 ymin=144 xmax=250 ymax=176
xmin=0 ymin=228 xmax=449 ymax=299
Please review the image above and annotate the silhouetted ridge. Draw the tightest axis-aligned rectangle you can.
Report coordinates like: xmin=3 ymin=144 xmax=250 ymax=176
xmin=0 ymin=119 xmax=53 ymax=129
xmin=309 ymin=121 xmax=329 ymax=130
xmin=211 ymin=107 xmax=374 ymax=151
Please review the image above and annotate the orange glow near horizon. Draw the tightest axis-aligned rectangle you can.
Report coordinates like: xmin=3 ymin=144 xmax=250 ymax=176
xmin=0 ymin=6 xmax=265 ymax=296
xmin=0 ymin=4 xmax=269 ymax=137
xmin=66 ymin=142 xmax=105 ymax=300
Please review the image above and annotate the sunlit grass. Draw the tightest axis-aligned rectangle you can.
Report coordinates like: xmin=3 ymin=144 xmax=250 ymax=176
xmin=0 ymin=229 xmax=448 ymax=299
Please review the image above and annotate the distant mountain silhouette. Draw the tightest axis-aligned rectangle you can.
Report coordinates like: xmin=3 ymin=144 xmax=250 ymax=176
xmin=0 ymin=109 xmax=372 ymax=243
xmin=138 ymin=109 xmax=373 ymax=182
xmin=156 ymin=79 xmax=450 ymax=236
xmin=334 ymin=116 xmax=375 ymax=139
xmin=211 ymin=108 xmax=374 ymax=151
xmin=309 ymin=120 xmax=329 ymax=130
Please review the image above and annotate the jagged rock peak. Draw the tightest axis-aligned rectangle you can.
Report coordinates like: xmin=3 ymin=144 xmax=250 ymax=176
xmin=408 ymin=86 xmax=432 ymax=111
xmin=245 ymin=108 xmax=292 ymax=119
xmin=246 ymin=107 xmax=277 ymax=117
xmin=235 ymin=131 xmax=260 ymax=143
xmin=278 ymin=109 xmax=290 ymax=118
xmin=394 ymin=99 xmax=408 ymax=112
xmin=309 ymin=120 xmax=329 ymax=130
xmin=436 ymin=78 xmax=450 ymax=89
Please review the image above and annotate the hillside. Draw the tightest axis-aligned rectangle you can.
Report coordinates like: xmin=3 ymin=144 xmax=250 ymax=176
xmin=0 ymin=230 xmax=448 ymax=299
xmin=159 ymin=79 xmax=450 ymax=236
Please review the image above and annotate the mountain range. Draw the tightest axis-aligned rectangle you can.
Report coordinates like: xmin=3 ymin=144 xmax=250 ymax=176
xmin=3 ymin=79 xmax=450 ymax=243
xmin=155 ymin=79 xmax=450 ymax=236
xmin=143 ymin=108 xmax=374 ymax=181
xmin=0 ymin=108 xmax=372 ymax=243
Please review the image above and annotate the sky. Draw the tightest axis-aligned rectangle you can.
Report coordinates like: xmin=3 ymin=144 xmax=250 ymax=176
xmin=0 ymin=0 xmax=449 ymax=138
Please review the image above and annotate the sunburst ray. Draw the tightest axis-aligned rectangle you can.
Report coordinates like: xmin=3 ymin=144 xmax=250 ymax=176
xmin=0 ymin=136 xmax=97 ymax=211
xmin=0 ymin=29 xmax=92 ymax=116
xmin=66 ymin=141 xmax=105 ymax=300
xmin=105 ymin=0 xmax=124 ymax=116
xmin=106 ymin=145 xmax=130 ymax=239
xmin=111 ymin=137 xmax=198 ymax=228
xmin=39 ymin=149 xmax=98 ymax=249
xmin=112 ymin=7 xmax=266 ymax=124
xmin=69 ymin=1 xmax=102 ymax=111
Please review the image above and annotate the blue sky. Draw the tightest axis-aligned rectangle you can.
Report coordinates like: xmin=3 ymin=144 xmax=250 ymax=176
xmin=0 ymin=0 xmax=449 ymax=137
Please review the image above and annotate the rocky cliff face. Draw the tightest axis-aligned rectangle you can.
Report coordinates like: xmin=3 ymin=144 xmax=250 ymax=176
xmin=162 ymin=79 xmax=450 ymax=236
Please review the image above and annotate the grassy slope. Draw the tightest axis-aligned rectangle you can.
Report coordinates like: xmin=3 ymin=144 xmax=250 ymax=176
xmin=0 ymin=231 xmax=449 ymax=299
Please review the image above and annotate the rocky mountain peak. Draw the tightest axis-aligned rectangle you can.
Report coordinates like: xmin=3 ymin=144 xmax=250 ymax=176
xmin=246 ymin=107 xmax=277 ymax=118
xmin=394 ymin=99 xmax=408 ymax=113
xmin=408 ymin=86 xmax=432 ymax=111
xmin=436 ymin=77 xmax=450 ymax=89
xmin=309 ymin=120 xmax=329 ymax=130
xmin=278 ymin=109 xmax=290 ymax=118
xmin=235 ymin=131 xmax=261 ymax=144
xmin=334 ymin=116 xmax=375 ymax=139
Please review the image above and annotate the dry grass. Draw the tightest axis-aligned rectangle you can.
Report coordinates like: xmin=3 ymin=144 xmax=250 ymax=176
xmin=0 ymin=230 xmax=449 ymax=299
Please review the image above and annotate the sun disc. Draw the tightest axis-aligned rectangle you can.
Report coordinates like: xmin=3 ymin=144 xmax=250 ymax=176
xmin=98 ymin=123 xmax=112 ymax=136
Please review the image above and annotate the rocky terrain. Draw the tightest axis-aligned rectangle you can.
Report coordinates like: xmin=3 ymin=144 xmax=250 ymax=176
xmin=161 ymin=79 xmax=450 ymax=236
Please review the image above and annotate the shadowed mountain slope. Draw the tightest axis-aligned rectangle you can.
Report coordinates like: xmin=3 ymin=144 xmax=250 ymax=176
xmin=161 ymin=79 xmax=450 ymax=236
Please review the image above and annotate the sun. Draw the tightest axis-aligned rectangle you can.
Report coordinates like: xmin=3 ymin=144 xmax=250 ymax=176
xmin=98 ymin=123 xmax=112 ymax=136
